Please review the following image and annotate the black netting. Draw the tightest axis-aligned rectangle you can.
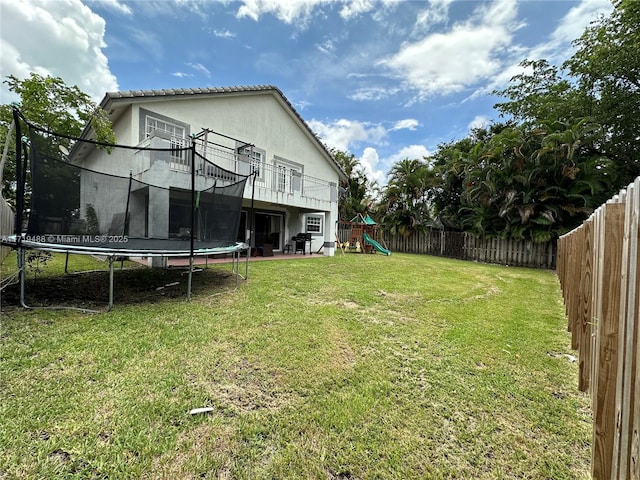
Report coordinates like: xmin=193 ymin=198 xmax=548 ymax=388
xmin=21 ymin=123 xmax=249 ymax=252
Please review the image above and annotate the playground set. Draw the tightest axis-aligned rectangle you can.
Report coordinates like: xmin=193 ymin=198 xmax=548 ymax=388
xmin=337 ymin=213 xmax=391 ymax=256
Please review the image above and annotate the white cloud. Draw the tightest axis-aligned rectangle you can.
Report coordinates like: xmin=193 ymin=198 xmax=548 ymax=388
xmin=340 ymin=0 xmax=375 ymax=20
xmin=361 ymin=144 xmax=431 ymax=187
xmin=213 ymin=29 xmax=236 ymax=38
xmin=307 ymin=116 xmax=428 ymax=186
xmin=90 ymin=0 xmax=132 ymax=15
xmin=468 ymin=115 xmax=488 ymax=131
xmin=360 ymin=147 xmax=386 ymax=186
xmin=308 ymin=118 xmax=387 ymax=152
xmin=414 ymin=0 xmax=453 ymax=31
xmin=0 ymin=0 xmax=118 ymax=103
xmin=550 ymin=0 xmax=612 ymax=47
xmin=236 ymin=0 xmax=324 ymax=26
xmin=315 ymin=39 xmax=336 ymax=55
xmin=187 ymin=62 xmax=211 ymax=77
xmin=470 ymin=0 xmax=614 ymax=99
xmin=520 ymin=0 xmax=612 ymax=65
xmin=234 ymin=0 xmax=386 ymax=25
xmin=172 ymin=71 xmax=193 ymax=78
xmin=391 ymin=119 xmax=419 ymax=131
xmin=349 ymin=86 xmax=400 ymax=102
xmin=386 ymin=144 xmax=431 ymax=165
xmin=380 ymin=0 xmax=519 ymax=98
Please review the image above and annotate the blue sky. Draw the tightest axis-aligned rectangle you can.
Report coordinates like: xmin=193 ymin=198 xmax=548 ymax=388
xmin=0 ymin=0 xmax=613 ymax=185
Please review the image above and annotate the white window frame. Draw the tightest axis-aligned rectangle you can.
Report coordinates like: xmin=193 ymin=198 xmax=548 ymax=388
xmin=238 ymin=145 xmax=265 ymax=181
xmin=305 ymin=214 xmax=323 ymax=235
xmin=276 ymin=165 xmax=286 ymax=192
xmin=274 ymin=156 xmax=303 ymax=194
xmin=145 ymin=115 xmax=189 ymax=172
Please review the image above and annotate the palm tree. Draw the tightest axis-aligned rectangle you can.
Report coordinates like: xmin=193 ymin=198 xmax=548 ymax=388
xmin=379 ymin=158 xmax=436 ymax=236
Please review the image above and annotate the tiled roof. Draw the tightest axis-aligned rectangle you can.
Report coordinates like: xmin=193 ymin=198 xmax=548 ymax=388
xmin=104 ymin=85 xmax=279 ymax=100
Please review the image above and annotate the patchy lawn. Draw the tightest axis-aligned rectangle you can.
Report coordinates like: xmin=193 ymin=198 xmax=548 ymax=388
xmin=0 ymin=252 xmax=591 ymax=479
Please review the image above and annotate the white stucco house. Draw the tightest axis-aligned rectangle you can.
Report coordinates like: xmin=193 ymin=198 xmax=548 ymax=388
xmin=77 ymin=85 xmax=347 ymax=256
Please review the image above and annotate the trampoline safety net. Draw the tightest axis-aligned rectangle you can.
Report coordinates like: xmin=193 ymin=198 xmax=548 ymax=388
xmin=18 ymin=118 xmax=249 ymax=255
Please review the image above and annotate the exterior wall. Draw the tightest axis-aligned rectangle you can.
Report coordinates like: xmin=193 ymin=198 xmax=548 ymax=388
xmin=111 ymin=105 xmax=135 ymax=145
xmin=85 ymin=90 xmax=343 ymax=255
xmin=129 ymin=94 xmax=337 ymax=182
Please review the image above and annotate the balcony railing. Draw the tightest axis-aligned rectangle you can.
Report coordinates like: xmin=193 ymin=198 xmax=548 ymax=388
xmin=138 ymin=135 xmax=335 ymax=204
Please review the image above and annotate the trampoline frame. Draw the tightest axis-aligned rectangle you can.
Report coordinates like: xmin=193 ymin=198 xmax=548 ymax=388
xmin=2 ymin=236 xmax=249 ymax=312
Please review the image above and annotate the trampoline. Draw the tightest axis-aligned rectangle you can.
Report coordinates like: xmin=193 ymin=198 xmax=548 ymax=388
xmin=1 ymin=108 xmax=254 ymax=310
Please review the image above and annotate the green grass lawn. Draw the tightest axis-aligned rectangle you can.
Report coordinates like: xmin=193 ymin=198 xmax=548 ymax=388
xmin=0 ymin=252 xmax=591 ymax=479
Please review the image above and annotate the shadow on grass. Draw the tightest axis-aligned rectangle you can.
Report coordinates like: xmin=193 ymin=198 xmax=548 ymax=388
xmin=1 ymin=265 xmax=239 ymax=311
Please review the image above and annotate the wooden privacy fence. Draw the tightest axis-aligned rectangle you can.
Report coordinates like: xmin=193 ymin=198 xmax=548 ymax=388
xmin=557 ymin=177 xmax=639 ymax=480
xmin=0 ymin=196 xmax=14 ymax=262
xmin=378 ymin=230 xmax=556 ymax=269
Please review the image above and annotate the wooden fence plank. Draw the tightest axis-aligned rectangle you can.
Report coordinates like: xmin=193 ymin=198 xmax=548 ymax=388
xmin=614 ymin=181 xmax=638 ymax=479
xmin=630 ymin=184 xmax=640 ymax=479
xmin=578 ymin=219 xmax=594 ymax=392
xmin=569 ymin=227 xmax=584 ymax=349
xmin=592 ymin=203 xmax=626 ymax=480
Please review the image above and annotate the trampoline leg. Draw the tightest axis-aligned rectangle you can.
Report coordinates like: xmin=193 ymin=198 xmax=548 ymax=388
xmin=18 ymin=247 xmax=26 ymax=308
xmin=245 ymin=248 xmax=249 ymax=280
xmin=108 ymin=257 xmax=114 ymax=310
xmin=187 ymin=257 xmax=193 ymax=302
xmin=64 ymin=251 xmax=70 ymax=274
xmin=235 ymin=251 xmax=239 ymax=288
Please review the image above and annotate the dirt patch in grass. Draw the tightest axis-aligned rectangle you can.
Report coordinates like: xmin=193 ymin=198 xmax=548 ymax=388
xmin=144 ymin=422 xmax=238 ymax=480
xmin=191 ymin=357 xmax=295 ymax=415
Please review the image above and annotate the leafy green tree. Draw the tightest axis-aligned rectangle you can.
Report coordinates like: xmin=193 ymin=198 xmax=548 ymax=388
xmin=378 ymin=158 xmax=436 ymax=237
xmin=0 ymin=73 xmax=115 ymax=206
xmin=493 ymin=59 xmax=590 ymax=127
xmin=430 ymin=124 xmax=510 ymax=231
xmin=495 ymin=1 xmax=640 ymax=190
xmin=330 ymin=148 xmax=373 ymax=221
xmin=446 ymin=121 xmax=610 ymax=242
xmin=564 ymin=0 xmax=640 ymax=186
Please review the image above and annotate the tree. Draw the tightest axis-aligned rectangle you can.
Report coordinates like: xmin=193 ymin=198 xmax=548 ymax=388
xmin=330 ymin=148 xmax=373 ymax=221
xmin=378 ymin=158 xmax=436 ymax=237
xmin=430 ymin=124 xmax=510 ymax=231
xmin=494 ymin=1 xmax=640 ymax=191
xmin=0 ymin=73 xmax=115 ymax=205
xmin=435 ymin=120 xmax=610 ymax=242
xmin=564 ymin=0 xmax=640 ymax=186
xmin=493 ymin=59 xmax=590 ymax=127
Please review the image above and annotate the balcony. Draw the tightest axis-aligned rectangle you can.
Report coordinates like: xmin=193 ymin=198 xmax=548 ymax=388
xmin=137 ymin=135 xmax=337 ymax=211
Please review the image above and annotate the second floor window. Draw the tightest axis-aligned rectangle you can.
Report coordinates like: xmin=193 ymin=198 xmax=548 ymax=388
xmin=146 ymin=116 xmax=189 ymax=171
xmin=238 ymin=146 xmax=264 ymax=179
xmin=146 ymin=117 xmax=185 ymax=140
